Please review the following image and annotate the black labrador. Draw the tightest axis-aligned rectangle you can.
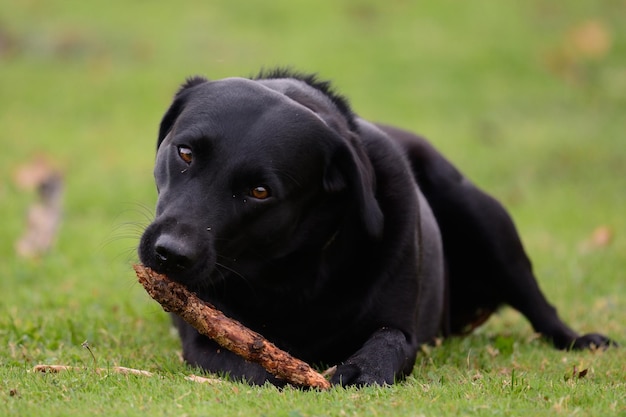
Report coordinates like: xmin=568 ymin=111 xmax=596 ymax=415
xmin=138 ymin=69 xmax=614 ymax=386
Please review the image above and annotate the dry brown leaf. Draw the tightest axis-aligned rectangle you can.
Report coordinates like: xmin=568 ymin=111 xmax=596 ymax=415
xmin=111 ymin=366 xmax=153 ymax=377
xmin=590 ymin=225 xmax=613 ymax=247
xmin=13 ymin=156 xmax=59 ymax=190
xmin=486 ymin=344 xmax=500 ymax=358
xmin=185 ymin=374 xmax=223 ymax=384
xmin=542 ymin=19 xmax=612 ymax=83
xmin=33 ymin=364 xmax=75 ymax=373
xmin=579 ymin=225 xmax=613 ymax=253
xmin=568 ymin=20 xmax=612 ymax=60
xmin=14 ymin=156 xmax=64 ymax=258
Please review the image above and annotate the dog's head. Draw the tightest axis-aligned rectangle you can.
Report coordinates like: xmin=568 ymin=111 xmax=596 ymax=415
xmin=138 ymin=72 xmax=383 ymax=290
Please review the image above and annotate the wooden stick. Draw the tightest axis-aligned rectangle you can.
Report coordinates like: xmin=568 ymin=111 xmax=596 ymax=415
xmin=133 ymin=264 xmax=331 ymax=389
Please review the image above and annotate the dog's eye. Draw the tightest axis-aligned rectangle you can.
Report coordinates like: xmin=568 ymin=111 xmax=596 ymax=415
xmin=178 ymin=146 xmax=193 ymax=164
xmin=250 ymin=186 xmax=271 ymax=200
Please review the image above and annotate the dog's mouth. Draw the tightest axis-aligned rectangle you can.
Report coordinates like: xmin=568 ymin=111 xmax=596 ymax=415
xmin=143 ymin=252 xmax=215 ymax=293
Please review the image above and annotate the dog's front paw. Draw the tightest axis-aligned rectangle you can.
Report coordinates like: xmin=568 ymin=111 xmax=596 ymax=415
xmin=330 ymin=363 xmax=394 ymax=387
xmin=568 ymin=333 xmax=618 ymax=350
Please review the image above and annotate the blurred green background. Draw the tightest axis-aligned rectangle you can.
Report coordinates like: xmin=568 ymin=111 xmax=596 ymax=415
xmin=0 ymin=0 xmax=624 ymax=414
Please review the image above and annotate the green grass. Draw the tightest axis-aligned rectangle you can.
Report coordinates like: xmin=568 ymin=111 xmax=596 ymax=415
xmin=1 ymin=0 xmax=625 ymax=415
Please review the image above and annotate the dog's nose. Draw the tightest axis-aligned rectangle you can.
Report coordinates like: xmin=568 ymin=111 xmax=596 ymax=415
xmin=154 ymin=234 xmax=196 ymax=270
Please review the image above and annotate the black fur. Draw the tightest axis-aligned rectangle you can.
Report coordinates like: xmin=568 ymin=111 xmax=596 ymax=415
xmin=254 ymin=68 xmax=357 ymax=131
xmin=139 ymin=69 xmax=615 ymax=387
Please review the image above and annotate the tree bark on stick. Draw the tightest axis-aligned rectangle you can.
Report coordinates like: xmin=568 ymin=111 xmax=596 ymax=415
xmin=133 ymin=264 xmax=331 ymax=389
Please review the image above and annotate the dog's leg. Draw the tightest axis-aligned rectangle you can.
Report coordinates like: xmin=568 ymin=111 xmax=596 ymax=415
xmin=379 ymin=125 xmax=614 ymax=350
xmin=426 ymin=169 xmax=614 ymax=350
xmin=330 ymin=328 xmax=417 ymax=386
xmin=446 ymin=187 xmax=614 ymax=350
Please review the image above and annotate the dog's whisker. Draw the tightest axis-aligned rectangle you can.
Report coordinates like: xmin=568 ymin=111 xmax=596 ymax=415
xmin=100 ymin=203 xmax=153 ymax=261
xmin=215 ymin=260 xmax=246 ymax=282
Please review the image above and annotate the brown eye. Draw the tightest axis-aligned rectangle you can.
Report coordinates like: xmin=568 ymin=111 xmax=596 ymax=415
xmin=250 ymin=186 xmax=271 ymax=200
xmin=178 ymin=146 xmax=193 ymax=164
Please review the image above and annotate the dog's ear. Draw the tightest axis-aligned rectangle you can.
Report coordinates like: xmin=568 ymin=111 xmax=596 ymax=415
xmin=324 ymin=137 xmax=384 ymax=238
xmin=157 ymin=76 xmax=209 ymax=148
